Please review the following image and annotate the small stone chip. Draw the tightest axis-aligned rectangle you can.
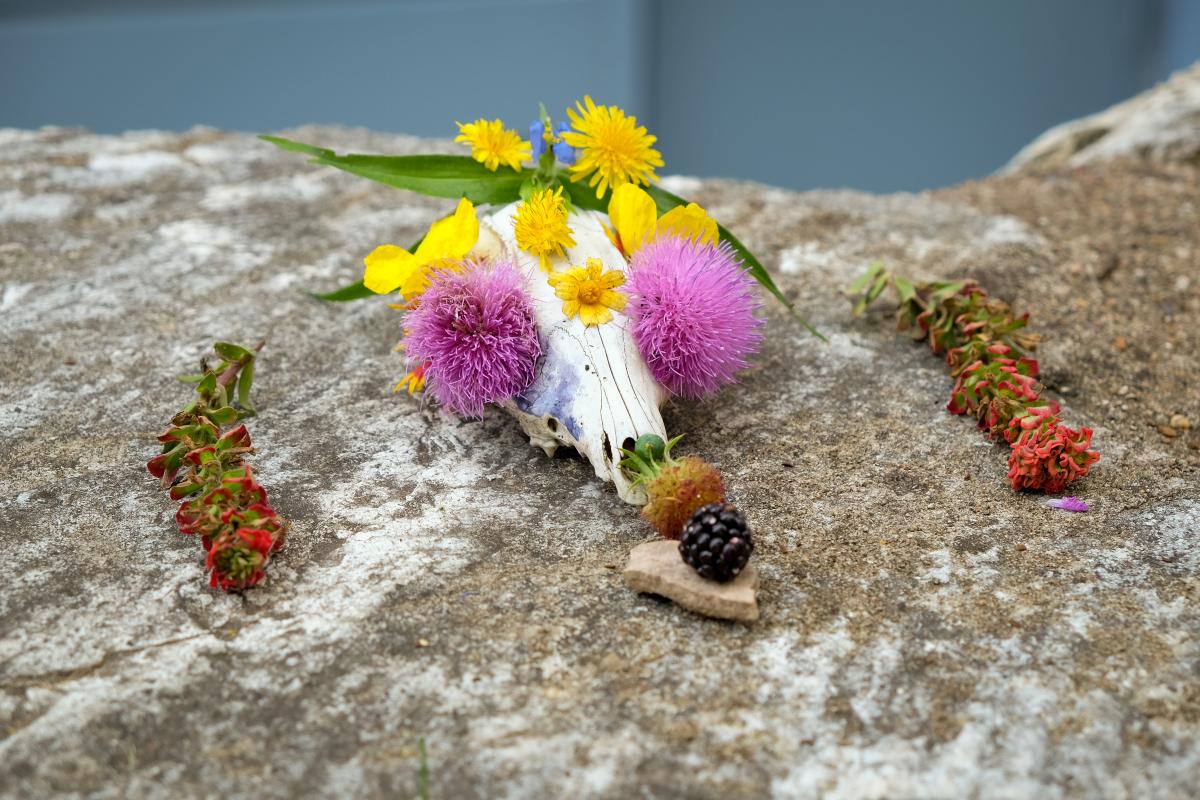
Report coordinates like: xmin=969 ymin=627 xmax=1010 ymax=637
xmin=1169 ymin=414 xmax=1192 ymax=430
xmin=1112 ymin=336 xmax=1129 ymax=350
xmin=623 ymin=540 xmax=759 ymax=622
xmin=416 ymin=638 xmax=430 ymax=648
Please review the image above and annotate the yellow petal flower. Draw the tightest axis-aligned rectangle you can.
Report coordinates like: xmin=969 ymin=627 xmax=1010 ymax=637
xmin=607 ymin=183 xmax=658 ymax=257
xmin=364 ymin=244 xmax=421 ymax=295
xmin=563 ymin=96 xmax=663 ymax=199
xmin=395 ymin=365 xmax=427 ymax=395
xmin=657 ymin=203 xmax=719 ymax=247
xmin=364 ymin=198 xmax=479 ymax=299
xmin=513 ymin=186 xmax=575 ymax=271
xmin=547 ymin=257 xmax=626 ymax=326
xmin=415 ymin=198 xmax=479 ymax=262
xmin=454 ymin=119 xmax=532 ymax=172
xmin=579 ymin=304 xmax=613 ymax=326
xmin=605 ymin=184 xmax=719 ymax=259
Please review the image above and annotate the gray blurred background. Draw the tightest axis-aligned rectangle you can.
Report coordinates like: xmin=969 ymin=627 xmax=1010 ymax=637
xmin=2 ymin=0 xmax=1197 ymax=193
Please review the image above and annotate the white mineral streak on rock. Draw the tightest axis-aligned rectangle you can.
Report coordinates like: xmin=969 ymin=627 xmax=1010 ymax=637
xmin=0 ymin=190 xmax=76 ymax=223
xmin=481 ymin=203 xmax=668 ymax=505
xmin=87 ymin=150 xmax=188 ymax=185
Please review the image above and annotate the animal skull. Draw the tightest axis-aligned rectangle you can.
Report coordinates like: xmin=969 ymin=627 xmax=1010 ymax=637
xmin=478 ymin=202 xmax=668 ymax=505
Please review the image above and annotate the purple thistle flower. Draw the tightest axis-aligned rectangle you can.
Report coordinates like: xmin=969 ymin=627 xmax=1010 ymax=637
xmin=627 ymin=236 xmax=764 ymax=399
xmin=404 ymin=259 xmax=542 ymax=418
xmin=1047 ymin=496 xmax=1090 ymax=512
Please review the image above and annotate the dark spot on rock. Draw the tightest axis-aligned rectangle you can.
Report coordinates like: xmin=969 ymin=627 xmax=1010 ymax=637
xmin=953 ymin=533 xmax=990 ymax=554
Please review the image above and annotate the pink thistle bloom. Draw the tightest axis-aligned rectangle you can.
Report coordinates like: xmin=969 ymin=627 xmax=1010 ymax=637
xmin=1047 ymin=496 xmax=1090 ymax=512
xmin=404 ymin=259 xmax=542 ymax=418
xmin=627 ymin=236 xmax=763 ymax=398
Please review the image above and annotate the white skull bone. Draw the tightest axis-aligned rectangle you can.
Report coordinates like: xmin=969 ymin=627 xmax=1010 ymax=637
xmin=477 ymin=202 xmax=668 ymax=505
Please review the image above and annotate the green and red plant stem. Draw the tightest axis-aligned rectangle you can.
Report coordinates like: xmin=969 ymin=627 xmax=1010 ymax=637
xmin=147 ymin=341 xmax=287 ymax=590
xmin=847 ymin=265 xmax=1099 ymax=493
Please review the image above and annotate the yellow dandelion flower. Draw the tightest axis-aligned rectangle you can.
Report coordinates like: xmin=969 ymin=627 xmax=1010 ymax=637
xmin=455 ymin=119 xmax=532 ymax=172
xmin=562 ymin=96 xmax=664 ymax=198
xmin=547 ymin=257 xmax=627 ymax=326
xmin=513 ymin=186 xmax=576 ymax=271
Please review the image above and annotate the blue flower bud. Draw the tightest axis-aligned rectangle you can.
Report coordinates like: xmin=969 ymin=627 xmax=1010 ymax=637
xmin=529 ymin=121 xmax=546 ymax=158
xmin=552 ymin=121 xmax=576 ymax=165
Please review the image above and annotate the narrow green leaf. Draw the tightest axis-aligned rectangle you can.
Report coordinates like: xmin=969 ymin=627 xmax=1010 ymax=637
xmin=176 ymin=373 xmax=205 ymax=384
xmin=893 ymin=274 xmax=917 ymax=304
xmin=562 ymin=180 xmax=606 ymax=213
xmin=213 ymin=342 xmax=250 ymax=361
xmin=844 ymin=262 xmax=884 ymax=296
xmin=311 ymin=280 xmax=375 ymax=302
xmin=417 ymin=738 xmax=429 ymax=800
xmin=261 ymin=135 xmax=528 ymax=205
xmin=237 ymin=361 xmax=254 ymax=407
xmin=867 ymin=271 xmax=890 ymax=303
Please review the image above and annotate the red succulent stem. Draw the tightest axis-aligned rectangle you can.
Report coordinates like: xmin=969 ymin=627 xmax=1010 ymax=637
xmin=849 ymin=271 xmax=1099 ymax=493
xmin=149 ymin=340 xmax=286 ymax=591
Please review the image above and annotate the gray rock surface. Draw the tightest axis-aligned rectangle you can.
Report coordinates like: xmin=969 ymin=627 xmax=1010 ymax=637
xmin=1 ymin=80 xmax=1199 ymax=798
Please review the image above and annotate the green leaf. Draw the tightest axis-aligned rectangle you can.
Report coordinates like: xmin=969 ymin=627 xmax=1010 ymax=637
xmin=197 ymin=372 xmax=217 ymax=397
xmin=260 ymin=135 xmax=528 ymax=205
xmin=176 ymin=373 xmax=205 ymax=384
xmin=213 ymin=342 xmax=251 ymax=362
xmin=207 ymin=406 xmax=239 ymax=425
xmin=311 ymin=280 xmax=375 ymax=302
xmin=844 ymin=262 xmax=885 ymax=296
xmin=417 ymin=738 xmax=429 ymax=800
xmin=641 ymin=184 xmax=825 ymax=340
xmin=867 ymin=271 xmax=890 ymax=303
xmin=237 ymin=361 xmax=254 ymax=408
xmin=561 ymin=180 xmax=606 ymax=213
xmin=893 ymin=274 xmax=917 ymax=305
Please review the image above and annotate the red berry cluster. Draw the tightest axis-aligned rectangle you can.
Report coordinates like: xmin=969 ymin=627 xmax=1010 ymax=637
xmin=849 ymin=266 xmax=1099 ymax=493
xmin=147 ymin=343 xmax=287 ymax=590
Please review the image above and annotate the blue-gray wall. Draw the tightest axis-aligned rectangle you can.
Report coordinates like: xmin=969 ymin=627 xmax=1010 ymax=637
xmin=1 ymin=0 xmax=1196 ymax=192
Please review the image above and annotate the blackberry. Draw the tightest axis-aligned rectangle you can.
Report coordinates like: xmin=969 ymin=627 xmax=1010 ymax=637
xmin=679 ymin=503 xmax=753 ymax=582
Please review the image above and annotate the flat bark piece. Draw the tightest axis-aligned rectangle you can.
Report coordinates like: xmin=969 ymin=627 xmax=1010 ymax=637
xmin=623 ymin=539 xmax=760 ymax=622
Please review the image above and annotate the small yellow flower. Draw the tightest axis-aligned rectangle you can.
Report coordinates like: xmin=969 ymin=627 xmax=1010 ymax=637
xmin=547 ymin=257 xmax=627 ymax=326
xmin=454 ymin=119 xmax=531 ymax=172
xmin=562 ymin=96 xmax=664 ymax=198
xmin=363 ymin=198 xmax=478 ymax=298
xmin=395 ymin=365 xmax=427 ymax=395
xmin=513 ymin=186 xmax=576 ymax=271
xmin=606 ymin=183 xmax=718 ymax=257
